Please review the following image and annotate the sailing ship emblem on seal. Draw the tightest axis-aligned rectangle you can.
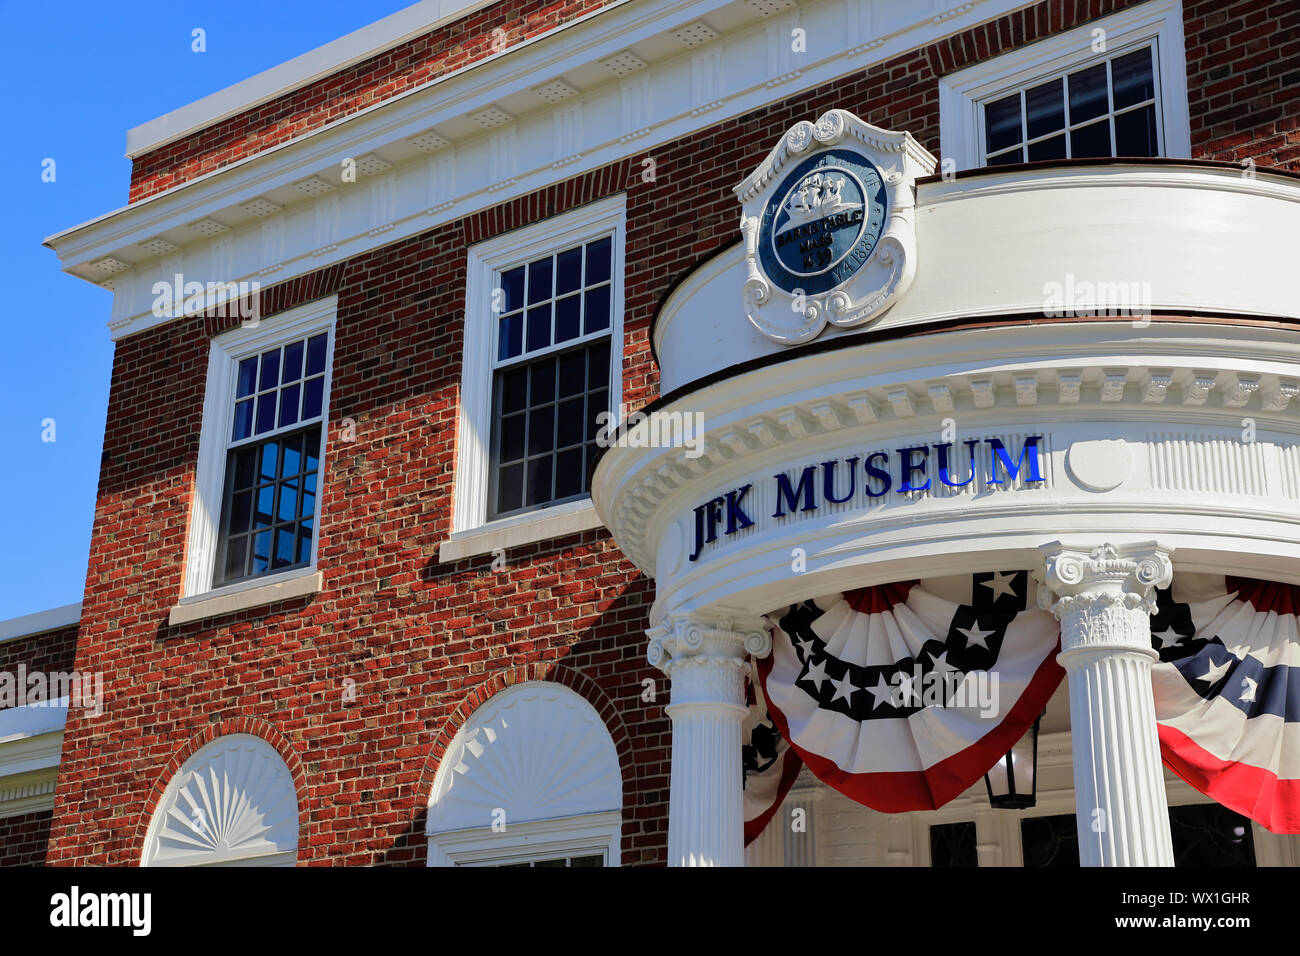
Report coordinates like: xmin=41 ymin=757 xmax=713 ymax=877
xmin=758 ymin=147 xmax=888 ymax=296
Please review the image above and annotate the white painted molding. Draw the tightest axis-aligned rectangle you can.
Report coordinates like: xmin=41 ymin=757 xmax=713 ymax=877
xmin=657 ymin=162 xmax=1300 ymax=393
xmin=46 ymin=0 xmax=1036 ymax=341
xmin=427 ymin=810 xmax=621 ymax=867
xmin=735 ymin=108 xmax=935 ymax=344
xmin=168 ymin=570 xmax=322 ymax=626
xmin=938 ymin=0 xmax=1190 ymax=169
xmin=181 ymin=297 xmax=338 ymax=601
xmin=426 ymin=681 xmax=622 ymax=866
xmin=0 ymin=603 xmax=81 ymax=645
xmin=452 ymin=194 xmax=626 ymax=536
xmin=591 ymin=319 xmax=1300 ymax=625
xmin=125 ymin=0 xmax=502 ymax=157
xmin=141 ymin=733 xmax=299 ymax=867
xmin=439 ymin=499 xmax=605 ymax=563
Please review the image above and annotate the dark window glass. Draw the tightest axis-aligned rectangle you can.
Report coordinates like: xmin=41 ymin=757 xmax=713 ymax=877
xmin=489 ymin=236 xmax=615 ymax=519
xmin=499 ymin=311 xmax=523 ymax=361
xmin=1170 ymin=804 xmax=1256 ymax=866
xmin=1028 ymin=134 xmax=1067 ymax=161
xmin=1114 ymin=103 xmax=1159 ymax=156
xmin=305 ymin=334 xmax=328 ymax=376
xmin=988 ymin=147 xmax=1024 ymax=166
xmin=984 ymin=93 xmax=1023 ymax=153
xmin=282 ymin=341 xmax=304 ymax=384
xmin=490 ymin=342 xmax=609 ymax=519
xmin=526 ymin=304 xmax=551 ymax=352
xmin=1025 ymin=78 xmax=1064 ymax=139
xmin=255 ymin=393 xmax=277 ymax=434
xmin=930 ymin=822 xmax=978 ymax=867
xmin=527 ymin=257 xmax=553 ymax=304
xmin=585 ymin=236 xmax=612 ymax=285
xmin=584 ymin=285 xmax=611 ymax=335
xmin=278 ymin=383 xmax=301 ymax=428
xmin=1021 ymin=814 xmax=1080 ymax=867
xmin=1111 ymin=47 xmax=1155 ymax=109
xmin=232 ymin=399 xmax=254 ymax=441
xmin=215 ymin=425 xmax=322 ymax=586
xmin=556 ymin=246 xmax=583 ymax=295
xmin=259 ymin=348 xmax=281 ymax=391
xmin=1068 ymin=63 xmax=1109 ymax=123
xmin=302 ymin=377 xmax=324 ymax=420
xmin=237 ymin=358 xmax=258 ymax=398
xmin=217 ymin=330 xmax=328 ymax=589
xmin=555 ymin=294 xmax=582 ymax=343
xmin=500 ymin=266 xmax=526 ymax=313
xmin=1070 ymin=119 xmax=1112 ymax=158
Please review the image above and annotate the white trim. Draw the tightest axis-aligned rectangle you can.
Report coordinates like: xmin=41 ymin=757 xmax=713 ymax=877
xmin=452 ymin=194 xmax=626 ymax=537
xmin=427 ymin=811 xmax=622 ymax=867
xmin=939 ymin=0 xmax=1190 ymax=170
xmin=0 ymin=603 xmax=81 ymax=645
xmin=125 ymin=0 xmax=503 ymax=157
xmin=181 ymin=297 xmax=338 ymax=601
xmin=439 ymin=498 xmax=604 ymax=562
xmin=0 ymin=697 xmax=67 ymax=820
xmin=141 ymin=733 xmax=300 ymax=867
xmin=168 ymin=569 xmax=322 ymax=626
xmin=45 ymin=0 xmax=1039 ymax=341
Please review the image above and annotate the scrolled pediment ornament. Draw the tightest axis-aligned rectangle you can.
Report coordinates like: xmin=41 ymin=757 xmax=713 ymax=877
xmin=734 ymin=109 xmax=936 ymax=345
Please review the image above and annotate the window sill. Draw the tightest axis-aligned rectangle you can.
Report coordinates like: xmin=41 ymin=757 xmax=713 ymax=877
xmin=439 ymin=500 xmax=605 ymax=563
xmin=169 ymin=569 xmax=322 ymax=626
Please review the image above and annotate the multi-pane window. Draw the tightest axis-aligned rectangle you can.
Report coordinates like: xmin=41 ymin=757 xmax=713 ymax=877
xmin=213 ymin=331 xmax=329 ymax=586
xmin=982 ymin=45 xmax=1160 ymax=165
xmin=489 ymin=235 xmax=613 ymax=519
xmin=495 ymin=853 xmax=604 ymax=868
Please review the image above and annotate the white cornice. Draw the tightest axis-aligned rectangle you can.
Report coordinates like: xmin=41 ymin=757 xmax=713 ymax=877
xmin=0 ymin=603 xmax=81 ymax=645
xmin=44 ymin=0 xmax=1036 ymax=341
xmin=592 ymin=320 xmax=1300 ymax=576
xmin=126 ymin=0 xmax=500 ymax=157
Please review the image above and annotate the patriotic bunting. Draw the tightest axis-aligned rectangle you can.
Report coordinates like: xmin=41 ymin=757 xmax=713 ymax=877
xmin=1150 ymin=574 xmax=1300 ymax=833
xmin=742 ymin=674 xmax=803 ymax=845
xmin=754 ymin=570 xmax=1064 ymax=823
xmin=744 ymin=570 xmax=1300 ymax=845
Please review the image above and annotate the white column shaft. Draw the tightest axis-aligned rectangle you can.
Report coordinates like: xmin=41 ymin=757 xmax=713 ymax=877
xmin=1040 ymin=541 xmax=1175 ymax=867
xmin=648 ymin=614 xmax=770 ymax=868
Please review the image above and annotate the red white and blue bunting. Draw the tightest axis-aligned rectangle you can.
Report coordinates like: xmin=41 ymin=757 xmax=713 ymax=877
xmin=745 ymin=571 xmax=1064 ymax=839
xmin=1150 ymin=575 xmax=1300 ymax=833
xmin=743 ymin=570 xmax=1300 ymax=845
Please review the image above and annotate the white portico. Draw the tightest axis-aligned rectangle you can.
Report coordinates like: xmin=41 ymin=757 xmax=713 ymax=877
xmin=591 ymin=111 xmax=1300 ymax=866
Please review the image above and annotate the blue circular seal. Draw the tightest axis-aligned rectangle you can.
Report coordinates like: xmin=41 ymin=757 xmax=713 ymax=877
xmin=758 ymin=148 xmax=888 ymax=296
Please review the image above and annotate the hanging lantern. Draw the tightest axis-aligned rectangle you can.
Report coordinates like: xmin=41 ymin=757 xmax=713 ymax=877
xmin=984 ymin=716 xmax=1040 ymax=809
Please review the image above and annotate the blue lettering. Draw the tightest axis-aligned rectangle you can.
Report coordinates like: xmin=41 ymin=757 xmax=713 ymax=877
xmin=986 ymin=436 xmax=1045 ymax=485
xmin=774 ymin=466 xmax=818 ymax=517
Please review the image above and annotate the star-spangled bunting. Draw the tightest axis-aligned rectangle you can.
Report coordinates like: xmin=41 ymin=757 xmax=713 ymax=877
xmin=1149 ymin=576 xmax=1300 ymax=833
xmin=742 ymin=571 xmax=1064 ymax=838
xmin=744 ymin=570 xmax=1300 ymax=845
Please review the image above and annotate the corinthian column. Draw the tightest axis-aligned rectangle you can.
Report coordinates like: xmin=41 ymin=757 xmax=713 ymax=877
xmin=1038 ymin=541 xmax=1175 ymax=867
xmin=647 ymin=612 xmax=771 ymax=867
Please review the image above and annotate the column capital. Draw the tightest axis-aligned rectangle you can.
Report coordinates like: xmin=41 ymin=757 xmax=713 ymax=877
xmin=1036 ymin=541 xmax=1174 ymax=620
xmin=645 ymin=611 xmax=772 ymax=674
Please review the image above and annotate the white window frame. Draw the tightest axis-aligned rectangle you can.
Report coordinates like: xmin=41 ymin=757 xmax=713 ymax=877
xmin=938 ymin=0 xmax=1190 ymax=170
xmin=427 ymin=811 xmax=621 ymax=867
xmin=179 ymin=296 xmax=337 ymax=606
xmin=445 ymin=194 xmax=626 ymax=561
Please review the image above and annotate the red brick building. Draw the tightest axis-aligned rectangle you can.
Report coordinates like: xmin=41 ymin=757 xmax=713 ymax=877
xmin=15 ymin=0 xmax=1299 ymax=867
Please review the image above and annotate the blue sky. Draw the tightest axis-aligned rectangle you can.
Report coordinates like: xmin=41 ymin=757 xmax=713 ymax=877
xmin=0 ymin=0 xmax=413 ymax=621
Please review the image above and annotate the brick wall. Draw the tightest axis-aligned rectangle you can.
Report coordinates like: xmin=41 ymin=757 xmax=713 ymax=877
xmin=48 ymin=0 xmax=1297 ymax=866
xmin=0 ymin=624 xmax=78 ymax=867
xmin=0 ymin=811 xmax=55 ymax=867
xmin=127 ymin=0 xmax=620 ymax=203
